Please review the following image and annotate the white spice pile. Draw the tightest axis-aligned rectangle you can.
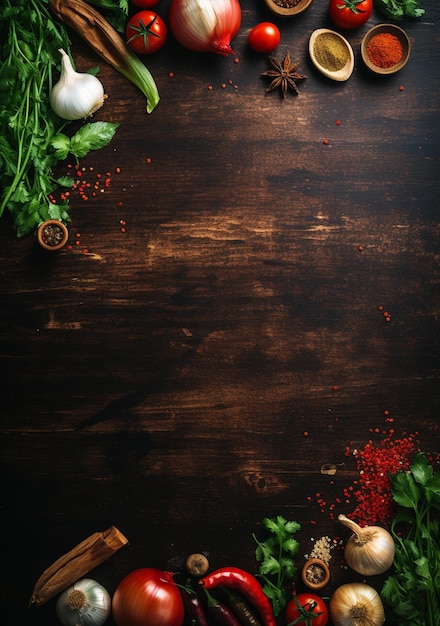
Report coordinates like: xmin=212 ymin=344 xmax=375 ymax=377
xmin=305 ymin=536 xmax=334 ymax=565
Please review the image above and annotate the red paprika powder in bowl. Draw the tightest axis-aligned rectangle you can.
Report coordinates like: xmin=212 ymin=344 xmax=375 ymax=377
xmin=361 ymin=23 xmax=410 ymax=75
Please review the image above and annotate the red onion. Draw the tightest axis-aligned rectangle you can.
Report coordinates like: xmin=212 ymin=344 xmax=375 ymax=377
xmin=169 ymin=0 xmax=242 ymax=56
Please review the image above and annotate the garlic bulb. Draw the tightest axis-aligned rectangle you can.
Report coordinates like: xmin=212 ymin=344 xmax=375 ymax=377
xmin=329 ymin=583 xmax=385 ymax=626
xmin=338 ymin=514 xmax=395 ymax=576
xmin=56 ymin=578 xmax=111 ymax=626
xmin=50 ymin=49 xmax=105 ymax=120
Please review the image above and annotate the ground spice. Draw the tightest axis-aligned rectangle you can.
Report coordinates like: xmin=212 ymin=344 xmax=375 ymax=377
xmin=313 ymin=33 xmax=349 ymax=72
xmin=367 ymin=32 xmax=403 ymax=68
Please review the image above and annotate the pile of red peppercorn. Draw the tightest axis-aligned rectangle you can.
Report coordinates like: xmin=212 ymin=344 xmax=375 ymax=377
xmin=349 ymin=432 xmax=417 ymax=526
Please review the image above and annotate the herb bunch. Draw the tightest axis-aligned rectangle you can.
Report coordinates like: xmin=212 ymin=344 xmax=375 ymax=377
xmin=0 ymin=0 xmax=125 ymax=237
xmin=374 ymin=0 xmax=425 ymax=21
xmin=253 ymin=515 xmax=300 ymax=616
xmin=381 ymin=453 xmax=440 ymax=625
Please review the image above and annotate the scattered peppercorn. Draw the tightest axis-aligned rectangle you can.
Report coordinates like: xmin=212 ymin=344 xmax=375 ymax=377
xmin=273 ymin=0 xmax=300 ymax=6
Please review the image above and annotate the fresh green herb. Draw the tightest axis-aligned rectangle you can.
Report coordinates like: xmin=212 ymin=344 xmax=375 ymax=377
xmin=381 ymin=453 xmax=440 ymax=625
xmin=88 ymin=0 xmax=129 ymax=33
xmin=374 ymin=0 xmax=425 ymax=21
xmin=52 ymin=122 xmax=119 ymax=161
xmin=0 ymin=0 xmax=123 ymax=237
xmin=253 ymin=515 xmax=300 ymax=616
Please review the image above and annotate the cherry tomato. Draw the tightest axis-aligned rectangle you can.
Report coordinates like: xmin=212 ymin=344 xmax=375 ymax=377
xmin=248 ymin=22 xmax=281 ymax=54
xmin=328 ymin=0 xmax=372 ymax=30
xmin=130 ymin=0 xmax=160 ymax=7
xmin=112 ymin=568 xmax=185 ymax=626
xmin=285 ymin=593 xmax=329 ymax=626
xmin=126 ymin=10 xmax=167 ymax=55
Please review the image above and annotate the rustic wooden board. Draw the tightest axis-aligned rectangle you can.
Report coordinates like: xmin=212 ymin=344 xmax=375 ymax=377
xmin=1 ymin=1 xmax=439 ymax=624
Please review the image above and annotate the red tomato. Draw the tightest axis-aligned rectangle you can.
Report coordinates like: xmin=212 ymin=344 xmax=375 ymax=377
xmin=112 ymin=568 xmax=185 ymax=626
xmin=126 ymin=10 xmax=167 ymax=55
xmin=286 ymin=594 xmax=329 ymax=626
xmin=131 ymin=0 xmax=160 ymax=7
xmin=248 ymin=22 xmax=281 ymax=53
xmin=328 ymin=0 xmax=372 ymax=30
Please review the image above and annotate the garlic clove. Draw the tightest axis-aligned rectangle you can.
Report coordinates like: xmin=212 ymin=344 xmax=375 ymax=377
xmin=50 ymin=49 xmax=105 ymax=121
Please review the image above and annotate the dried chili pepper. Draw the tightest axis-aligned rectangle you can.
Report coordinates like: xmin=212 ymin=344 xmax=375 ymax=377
xmin=203 ymin=589 xmax=242 ymax=626
xmin=225 ymin=589 xmax=262 ymax=626
xmin=199 ymin=567 xmax=276 ymax=626
xmin=180 ymin=585 xmax=210 ymax=626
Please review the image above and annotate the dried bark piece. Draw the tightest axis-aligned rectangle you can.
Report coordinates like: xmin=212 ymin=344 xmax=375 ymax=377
xmin=30 ymin=526 xmax=128 ymax=607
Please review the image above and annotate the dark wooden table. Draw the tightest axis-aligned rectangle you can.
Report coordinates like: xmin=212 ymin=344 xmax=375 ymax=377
xmin=1 ymin=1 xmax=439 ymax=624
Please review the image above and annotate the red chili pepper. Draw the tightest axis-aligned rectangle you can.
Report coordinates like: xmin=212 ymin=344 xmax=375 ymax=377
xmin=199 ymin=567 xmax=276 ymax=626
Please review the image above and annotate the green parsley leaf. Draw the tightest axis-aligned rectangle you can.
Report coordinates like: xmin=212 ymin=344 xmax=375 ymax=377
xmin=374 ymin=0 xmax=425 ymax=21
xmin=51 ymin=133 xmax=71 ymax=162
xmin=381 ymin=453 xmax=440 ymax=624
xmin=69 ymin=122 xmax=119 ymax=159
xmin=411 ymin=452 xmax=433 ymax=486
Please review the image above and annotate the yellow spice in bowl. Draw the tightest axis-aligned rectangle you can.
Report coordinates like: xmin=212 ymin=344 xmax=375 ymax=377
xmin=313 ymin=32 xmax=348 ymax=72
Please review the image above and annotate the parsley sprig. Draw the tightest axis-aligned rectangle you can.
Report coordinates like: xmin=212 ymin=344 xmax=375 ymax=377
xmin=381 ymin=453 xmax=440 ymax=624
xmin=374 ymin=0 xmax=425 ymax=21
xmin=0 ymin=0 xmax=123 ymax=237
xmin=253 ymin=516 xmax=300 ymax=616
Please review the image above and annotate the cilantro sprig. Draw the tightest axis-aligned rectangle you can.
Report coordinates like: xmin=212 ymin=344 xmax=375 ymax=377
xmin=253 ymin=516 xmax=301 ymax=616
xmin=381 ymin=453 xmax=440 ymax=624
xmin=374 ymin=0 xmax=425 ymax=21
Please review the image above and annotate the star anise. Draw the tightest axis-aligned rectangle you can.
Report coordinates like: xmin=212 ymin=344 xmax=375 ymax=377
xmin=261 ymin=52 xmax=307 ymax=98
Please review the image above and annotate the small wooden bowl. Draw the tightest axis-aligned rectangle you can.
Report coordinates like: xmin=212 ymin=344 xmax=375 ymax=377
xmin=361 ymin=24 xmax=410 ymax=75
xmin=37 ymin=220 xmax=69 ymax=251
xmin=264 ymin=0 xmax=313 ymax=18
xmin=309 ymin=29 xmax=354 ymax=82
xmin=301 ymin=558 xmax=330 ymax=590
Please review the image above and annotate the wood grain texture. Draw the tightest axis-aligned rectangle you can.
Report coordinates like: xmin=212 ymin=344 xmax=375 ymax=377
xmin=1 ymin=1 xmax=439 ymax=624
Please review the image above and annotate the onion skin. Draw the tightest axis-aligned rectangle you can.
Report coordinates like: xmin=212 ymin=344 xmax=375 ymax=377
xmin=338 ymin=514 xmax=395 ymax=576
xmin=169 ymin=0 xmax=242 ymax=55
xmin=330 ymin=583 xmax=385 ymax=626
xmin=112 ymin=568 xmax=184 ymax=626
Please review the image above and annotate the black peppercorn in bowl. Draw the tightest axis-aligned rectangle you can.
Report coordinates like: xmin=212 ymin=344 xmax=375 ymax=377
xmin=361 ymin=24 xmax=410 ymax=75
xmin=37 ymin=219 xmax=69 ymax=251
xmin=264 ymin=0 xmax=314 ymax=17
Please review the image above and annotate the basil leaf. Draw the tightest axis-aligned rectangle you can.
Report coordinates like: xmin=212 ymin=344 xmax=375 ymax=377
xmin=70 ymin=122 xmax=119 ymax=159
